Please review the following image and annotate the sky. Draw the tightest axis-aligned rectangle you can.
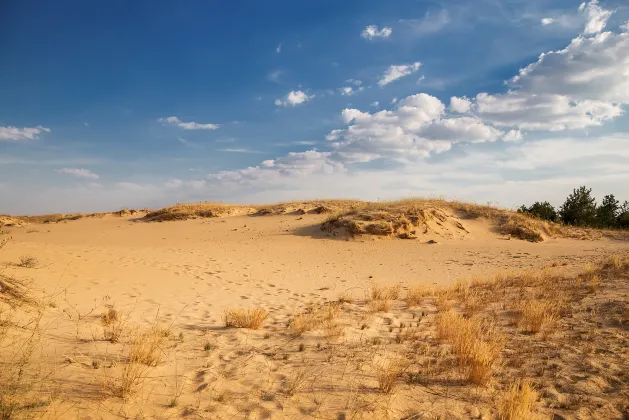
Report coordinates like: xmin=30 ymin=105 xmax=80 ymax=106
xmin=1 ymin=0 xmax=628 ymax=214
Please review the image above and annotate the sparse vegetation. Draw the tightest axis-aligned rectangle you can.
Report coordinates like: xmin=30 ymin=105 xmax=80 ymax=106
xmin=375 ymin=357 xmax=408 ymax=393
xmin=17 ymin=255 xmax=38 ymax=268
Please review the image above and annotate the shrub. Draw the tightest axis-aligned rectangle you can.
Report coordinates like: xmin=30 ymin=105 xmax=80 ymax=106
xmin=517 ymin=201 xmax=558 ymax=222
xmin=17 ymin=255 xmax=38 ymax=268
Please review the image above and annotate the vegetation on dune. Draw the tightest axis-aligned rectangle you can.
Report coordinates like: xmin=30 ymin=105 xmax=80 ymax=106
xmin=519 ymin=185 xmax=629 ymax=229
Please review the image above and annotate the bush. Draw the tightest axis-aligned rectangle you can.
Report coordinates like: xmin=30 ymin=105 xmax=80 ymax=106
xmin=517 ymin=201 xmax=557 ymax=222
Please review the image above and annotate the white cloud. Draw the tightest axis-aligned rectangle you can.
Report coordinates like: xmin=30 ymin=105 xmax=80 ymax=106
xmin=276 ymin=43 xmax=282 ymax=53
xmin=378 ymin=62 xmax=422 ymax=86
xmin=580 ymin=0 xmax=612 ymax=35
xmin=340 ymin=86 xmax=365 ymax=96
xmin=470 ymin=10 xmax=628 ymax=131
xmin=502 ymin=129 xmax=523 ymax=142
xmin=541 ymin=18 xmax=554 ymax=25
xmin=449 ymin=96 xmax=471 ymax=113
xmin=371 ymin=101 xmax=380 ymax=107
xmin=56 ymin=168 xmax=100 ymax=179
xmin=158 ymin=116 xmax=219 ymax=130
xmin=217 ymin=148 xmax=264 ymax=154
xmin=0 ymin=125 xmax=50 ymax=141
xmin=165 ymin=179 xmax=206 ymax=189
xmin=324 ymin=93 xmax=503 ymax=162
xmin=209 ymin=150 xmax=345 ymax=185
xmin=275 ymin=90 xmax=314 ymax=107
xmin=361 ymin=25 xmax=392 ymax=40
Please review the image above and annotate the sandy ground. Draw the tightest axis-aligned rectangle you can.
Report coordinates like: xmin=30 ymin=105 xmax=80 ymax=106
xmin=3 ymin=214 xmax=628 ymax=327
xmin=2 ymin=213 xmax=629 ymax=419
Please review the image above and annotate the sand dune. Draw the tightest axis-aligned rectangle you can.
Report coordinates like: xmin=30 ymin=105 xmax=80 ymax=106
xmin=1 ymin=200 xmax=628 ymax=419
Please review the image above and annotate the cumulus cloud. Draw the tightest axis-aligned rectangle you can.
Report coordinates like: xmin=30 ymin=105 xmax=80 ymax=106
xmin=324 ymin=94 xmax=503 ymax=162
xmin=541 ymin=18 xmax=554 ymax=25
xmin=158 ymin=116 xmax=219 ymax=130
xmin=449 ymin=96 xmax=471 ymax=113
xmin=208 ymin=150 xmax=345 ymax=185
xmin=371 ymin=101 xmax=380 ymax=107
xmin=56 ymin=168 xmax=100 ymax=179
xmin=378 ymin=62 xmax=422 ymax=86
xmin=361 ymin=25 xmax=392 ymax=40
xmin=0 ymin=125 xmax=50 ymax=141
xmin=580 ymin=0 xmax=612 ymax=35
xmin=469 ymin=6 xmax=628 ymax=131
xmin=275 ymin=90 xmax=313 ymax=107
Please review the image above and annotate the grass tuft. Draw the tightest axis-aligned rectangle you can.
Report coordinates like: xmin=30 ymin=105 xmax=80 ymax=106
xmin=497 ymin=379 xmax=538 ymax=420
xmin=223 ymin=307 xmax=268 ymax=329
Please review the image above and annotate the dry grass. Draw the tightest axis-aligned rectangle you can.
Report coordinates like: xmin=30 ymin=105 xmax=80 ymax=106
xmin=223 ymin=307 xmax=268 ymax=329
xmin=375 ymin=357 xmax=408 ymax=393
xmin=283 ymin=366 xmax=317 ymax=396
xmin=144 ymin=202 xmax=247 ymax=222
xmin=367 ymin=299 xmax=392 ymax=313
xmin=437 ymin=310 xmax=504 ymax=385
xmin=497 ymin=379 xmax=538 ymax=420
xmin=370 ymin=283 xmax=401 ymax=301
xmin=518 ymin=301 xmax=558 ymax=334
xmin=17 ymin=255 xmax=38 ymax=268
xmin=582 ymin=263 xmax=601 ymax=292
xmin=105 ymin=359 xmax=150 ymax=399
xmin=128 ymin=326 xmax=169 ymax=366
xmin=143 ymin=199 xmax=363 ymax=222
xmin=322 ymin=319 xmax=345 ymax=340
xmin=287 ymin=311 xmax=321 ymax=336
xmin=101 ymin=306 xmax=126 ymax=343
xmin=287 ymin=303 xmax=340 ymax=336
xmin=0 ymin=274 xmax=33 ymax=306
xmin=404 ymin=285 xmax=427 ymax=307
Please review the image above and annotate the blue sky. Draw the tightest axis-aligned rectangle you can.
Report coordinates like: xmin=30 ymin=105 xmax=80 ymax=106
xmin=1 ymin=0 xmax=628 ymax=214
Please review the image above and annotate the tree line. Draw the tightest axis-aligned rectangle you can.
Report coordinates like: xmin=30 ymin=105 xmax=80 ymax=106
xmin=517 ymin=186 xmax=629 ymax=229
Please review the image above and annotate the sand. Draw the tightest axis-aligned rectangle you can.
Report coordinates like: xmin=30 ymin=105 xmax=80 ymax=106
xmin=1 ymin=210 xmax=629 ymax=419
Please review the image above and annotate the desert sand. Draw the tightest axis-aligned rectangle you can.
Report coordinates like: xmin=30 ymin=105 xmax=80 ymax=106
xmin=1 ymin=201 xmax=629 ymax=419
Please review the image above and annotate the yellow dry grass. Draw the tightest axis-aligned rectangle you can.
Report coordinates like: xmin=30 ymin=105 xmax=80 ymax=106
xmin=370 ymin=283 xmax=401 ymax=301
xmin=519 ymin=301 xmax=558 ymax=334
xmin=366 ymin=299 xmax=392 ymax=313
xmin=437 ymin=310 xmax=504 ymax=385
xmin=498 ymin=379 xmax=538 ymax=420
xmin=223 ymin=307 xmax=268 ymax=329
xmin=375 ymin=357 xmax=408 ymax=394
